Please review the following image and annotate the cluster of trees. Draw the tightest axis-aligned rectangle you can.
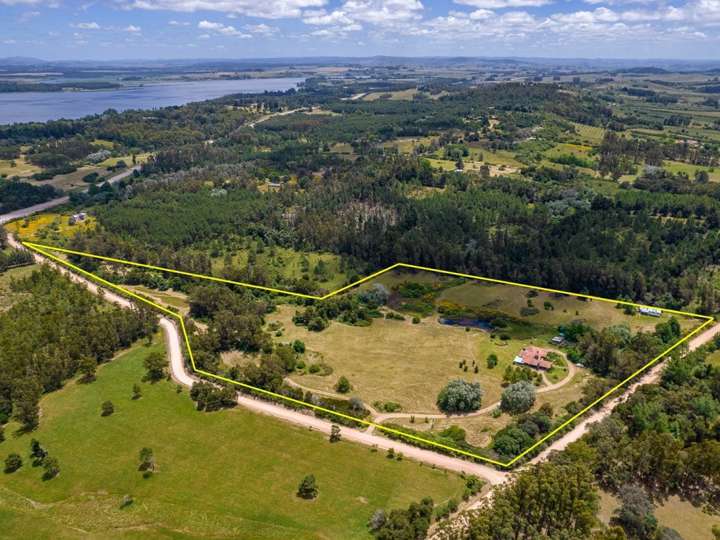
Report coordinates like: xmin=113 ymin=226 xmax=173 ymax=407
xmin=4 ymin=439 xmax=60 ymax=480
xmin=0 ymin=231 xmax=32 ymax=272
xmin=0 ymin=179 xmax=60 ymax=213
xmin=369 ymin=497 xmax=434 ymax=539
xmin=0 ymin=268 xmax=156 ymax=431
xmin=599 ymin=131 xmax=718 ymax=180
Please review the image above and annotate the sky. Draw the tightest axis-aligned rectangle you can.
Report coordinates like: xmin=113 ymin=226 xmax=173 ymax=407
xmin=0 ymin=0 xmax=719 ymax=60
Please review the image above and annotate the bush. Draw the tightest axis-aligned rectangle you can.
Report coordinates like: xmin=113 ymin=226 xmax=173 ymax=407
xmin=4 ymin=453 xmax=22 ymax=473
xmin=500 ymin=381 xmax=536 ymax=414
xmin=297 ymin=474 xmax=318 ymax=499
xmin=335 ymin=376 xmax=351 ymax=394
xmin=101 ymin=400 xmax=115 ymax=416
xmin=436 ymin=379 xmax=483 ymax=414
xmin=292 ymin=339 xmax=305 ymax=353
xmin=486 ymin=353 xmax=498 ymax=369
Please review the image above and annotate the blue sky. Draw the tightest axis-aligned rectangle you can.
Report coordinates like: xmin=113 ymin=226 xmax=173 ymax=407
xmin=0 ymin=0 xmax=719 ymax=60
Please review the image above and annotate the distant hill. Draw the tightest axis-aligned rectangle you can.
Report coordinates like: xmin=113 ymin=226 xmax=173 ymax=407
xmin=0 ymin=56 xmax=48 ymax=66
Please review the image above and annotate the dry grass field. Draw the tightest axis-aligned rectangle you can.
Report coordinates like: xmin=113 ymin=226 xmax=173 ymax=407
xmin=437 ymin=281 xmax=689 ymax=333
xmin=272 ymin=305 xmax=542 ymax=413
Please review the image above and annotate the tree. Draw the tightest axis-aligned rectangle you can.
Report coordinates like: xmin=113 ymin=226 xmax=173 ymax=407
xmin=101 ymin=400 xmax=115 ymax=416
xmin=368 ymin=509 xmax=387 ymax=532
xmin=143 ymin=351 xmax=166 ymax=382
xmin=486 ymin=353 xmax=498 ymax=369
xmin=372 ymin=497 xmax=434 ymax=540
xmin=4 ymin=453 xmax=22 ymax=473
xmin=292 ymin=340 xmax=305 ymax=354
xmin=30 ymin=439 xmax=47 ymax=466
xmin=13 ymin=378 xmax=41 ymax=431
xmin=138 ymin=447 xmax=155 ymax=476
xmin=297 ymin=474 xmax=318 ymax=499
xmin=335 ymin=376 xmax=351 ymax=394
xmin=42 ymin=456 xmax=60 ymax=480
xmin=500 ymin=380 xmax=536 ymax=414
xmin=612 ymin=484 xmax=658 ymax=540
xmin=78 ymin=356 xmax=97 ymax=383
xmin=329 ymin=424 xmax=341 ymax=443
xmin=132 ymin=383 xmax=142 ymax=400
xmin=436 ymin=379 xmax=483 ymax=414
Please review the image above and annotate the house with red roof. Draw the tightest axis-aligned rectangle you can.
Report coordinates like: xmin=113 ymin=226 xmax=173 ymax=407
xmin=513 ymin=346 xmax=553 ymax=370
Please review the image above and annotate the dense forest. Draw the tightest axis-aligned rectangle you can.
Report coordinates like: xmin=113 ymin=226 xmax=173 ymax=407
xmin=0 ymin=179 xmax=60 ymax=213
xmin=0 ymin=268 xmax=157 ymax=431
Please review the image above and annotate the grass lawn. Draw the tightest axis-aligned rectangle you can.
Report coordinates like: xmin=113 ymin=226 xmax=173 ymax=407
xmin=362 ymin=89 xmax=419 ymax=101
xmin=381 ymin=136 xmax=437 ymax=154
xmin=597 ymin=491 xmax=720 ymax=539
xmin=0 ymin=338 xmax=465 ymax=539
xmin=0 ymin=263 xmax=37 ymax=310
xmin=662 ymin=160 xmax=720 ymax=182
xmin=210 ymin=246 xmax=351 ymax=293
xmin=124 ymin=285 xmax=190 ymax=314
xmin=273 ymin=305 xmax=536 ymax=413
xmin=437 ymin=281 xmax=693 ymax=334
xmin=0 ymin=155 xmax=41 ymax=178
xmin=570 ymin=123 xmax=605 ymax=145
xmin=271 ymin=300 xmax=572 ymax=415
xmin=8 ymin=212 xmax=96 ymax=244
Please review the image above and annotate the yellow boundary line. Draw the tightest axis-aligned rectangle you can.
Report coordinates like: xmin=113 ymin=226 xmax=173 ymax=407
xmin=22 ymin=240 xmax=714 ymax=468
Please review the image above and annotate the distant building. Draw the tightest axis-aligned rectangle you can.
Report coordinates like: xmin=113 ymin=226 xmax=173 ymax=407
xmin=550 ymin=335 xmax=565 ymax=345
xmin=86 ymin=149 xmax=112 ymax=163
xmin=68 ymin=212 xmax=87 ymax=225
xmin=639 ymin=307 xmax=662 ymax=317
xmin=513 ymin=346 xmax=553 ymax=370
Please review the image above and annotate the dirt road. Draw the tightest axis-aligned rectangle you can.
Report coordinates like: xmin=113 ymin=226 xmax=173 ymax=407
xmin=12 ymin=236 xmax=507 ymax=485
xmin=0 ymin=166 xmax=139 ymax=225
xmin=369 ymin=361 xmax=578 ymax=432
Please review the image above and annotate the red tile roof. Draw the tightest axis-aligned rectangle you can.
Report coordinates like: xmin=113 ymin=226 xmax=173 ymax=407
xmin=520 ymin=346 xmax=553 ymax=370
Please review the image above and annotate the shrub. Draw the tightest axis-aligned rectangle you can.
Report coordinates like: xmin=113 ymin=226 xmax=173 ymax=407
xmin=101 ymin=400 xmax=115 ymax=416
xmin=4 ymin=453 xmax=22 ymax=473
xmin=42 ymin=456 xmax=60 ymax=480
xmin=297 ymin=474 xmax=318 ymax=499
xmin=436 ymin=379 xmax=483 ymax=414
xmin=500 ymin=381 xmax=536 ymax=414
xmin=486 ymin=353 xmax=498 ymax=369
xmin=335 ymin=376 xmax=351 ymax=394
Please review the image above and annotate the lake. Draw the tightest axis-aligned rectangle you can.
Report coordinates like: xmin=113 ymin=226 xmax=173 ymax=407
xmin=0 ymin=77 xmax=304 ymax=125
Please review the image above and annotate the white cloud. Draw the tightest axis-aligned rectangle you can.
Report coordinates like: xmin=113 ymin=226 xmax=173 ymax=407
xmin=72 ymin=21 xmax=101 ymax=29
xmin=244 ymin=23 xmax=279 ymax=35
xmin=303 ymin=8 xmax=355 ymax=25
xmin=124 ymin=0 xmax=327 ymax=19
xmin=168 ymin=19 xmax=190 ymax=25
xmin=124 ymin=24 xmax=142 ymax=32
xmin=198 ymin=20 xmax=252 ymax=37
xmin=342 ymin=0 xmax=424 ymax=25
xmin=455 ymin=0 xmax=550 ymax=8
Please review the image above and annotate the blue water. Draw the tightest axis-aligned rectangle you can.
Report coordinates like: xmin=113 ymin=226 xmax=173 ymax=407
xmin=438 ymin=318 xmax=493 ymax=331
xmin=0 ymin=77 xmax=304 ymax=125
